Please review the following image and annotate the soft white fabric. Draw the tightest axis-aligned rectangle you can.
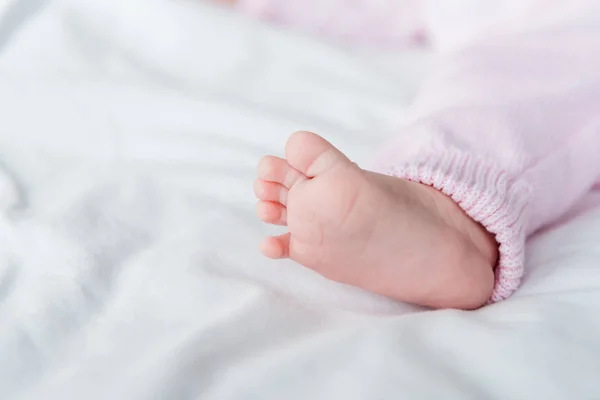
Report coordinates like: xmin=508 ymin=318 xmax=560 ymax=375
xmin=0 ymin=1 xmax=599 ymax=399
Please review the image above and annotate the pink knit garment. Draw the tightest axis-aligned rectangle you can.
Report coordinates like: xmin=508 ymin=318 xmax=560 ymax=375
xmin=237 ymin=0 xmax=600 ymax=302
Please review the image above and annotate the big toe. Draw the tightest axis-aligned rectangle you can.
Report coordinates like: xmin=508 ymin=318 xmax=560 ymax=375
xmin=285 ymin=131 xmax=351 ymax=177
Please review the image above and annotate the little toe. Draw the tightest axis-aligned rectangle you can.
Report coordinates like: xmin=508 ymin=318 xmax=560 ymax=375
xmin=260 ymin=233 xmax=291 ymax=259
xmin=256 ymin=201 xmax=287 ymax=225
xmin=254 ymin=179 xmax=288 ymax=205
xmin=285 ymin=131 xmax=351 ymax=177
xmin=257 ymin=155 xmax=306 ymax=189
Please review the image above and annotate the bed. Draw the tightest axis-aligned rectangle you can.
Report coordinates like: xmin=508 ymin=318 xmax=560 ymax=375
xmin=1 ymin=0 xmax=600 ymax=398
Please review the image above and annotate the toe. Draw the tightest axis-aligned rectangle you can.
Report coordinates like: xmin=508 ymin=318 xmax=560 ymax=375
xmin=254 ymin=180 xmax=288 ymax=205
xmin=256 ymin=201 xmax=287 ymax=225
xmin=260 ymin=233 xmax=291 ymax=259
xmin=257 ymin=155 xmax=306 ymax=189
xmin=285 ymin=131 xmax=351 ymax=177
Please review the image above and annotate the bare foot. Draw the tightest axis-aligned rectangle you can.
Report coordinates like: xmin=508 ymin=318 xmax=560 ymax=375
xmin=254 ymin=131 xmax=497 ymax=309
xmin=212 ymin=0 xmax=237 ymax=5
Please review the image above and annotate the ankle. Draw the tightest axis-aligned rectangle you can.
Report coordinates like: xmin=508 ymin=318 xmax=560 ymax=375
xmin=411 ymin=182 xmax=498 ymax=309
xmin=415 ymin=182 xmax=499 ymax=267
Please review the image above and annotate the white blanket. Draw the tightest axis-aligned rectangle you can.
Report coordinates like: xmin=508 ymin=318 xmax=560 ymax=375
xmin=1 ymin=1 xmax=600 ymax=399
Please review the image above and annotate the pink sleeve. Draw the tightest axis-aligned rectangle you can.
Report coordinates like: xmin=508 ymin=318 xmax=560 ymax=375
xmin=372 ymin=0 xmax=600 ymax=302
xmin=236 ymin=0 xmax=427 ymax=47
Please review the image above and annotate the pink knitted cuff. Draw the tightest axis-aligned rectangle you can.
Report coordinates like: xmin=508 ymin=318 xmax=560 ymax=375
xmin=385 ymin=151 xmax=532 ymax=303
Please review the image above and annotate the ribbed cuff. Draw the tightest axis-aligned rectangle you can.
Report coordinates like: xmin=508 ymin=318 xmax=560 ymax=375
xmin=384 ymin=150 xmax=532 ymax=303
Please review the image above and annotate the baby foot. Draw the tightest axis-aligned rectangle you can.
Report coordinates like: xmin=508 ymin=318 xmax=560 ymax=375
xmin=254 ymin=131 xmax=497 ymax=309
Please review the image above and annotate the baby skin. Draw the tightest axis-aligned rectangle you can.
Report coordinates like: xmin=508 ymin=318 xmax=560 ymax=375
xmin=254 ymin=131 xmax=498 ymax=309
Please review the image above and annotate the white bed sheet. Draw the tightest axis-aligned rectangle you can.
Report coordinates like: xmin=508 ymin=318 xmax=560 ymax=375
xmin=0 ymin=1 xmax=599 ymax=399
